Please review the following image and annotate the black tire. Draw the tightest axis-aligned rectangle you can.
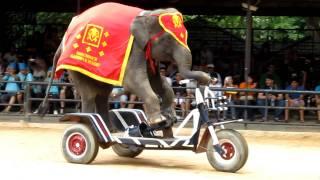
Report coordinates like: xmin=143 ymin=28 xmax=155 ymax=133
xmin=206 ymin=129 xmax=248 ymax=173
xmin=112 ymin=144 xmax=143 ymax=158
xmin=62 ymin=124 xmax=99 ymax=164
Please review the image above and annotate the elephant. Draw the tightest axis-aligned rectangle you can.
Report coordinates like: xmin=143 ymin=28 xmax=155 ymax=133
xmin=39 ymin=3 xmax=211 ymax=137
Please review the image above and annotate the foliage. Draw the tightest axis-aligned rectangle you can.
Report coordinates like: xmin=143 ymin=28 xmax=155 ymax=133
xmin=184 ymin=15 xmax=307 ymax=42
xmin=3 ymin=12 xmax=74 ymax=49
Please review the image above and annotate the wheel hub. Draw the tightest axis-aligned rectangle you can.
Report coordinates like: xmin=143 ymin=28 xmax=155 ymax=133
xmin=220 ymin=142 xmax=235 ymax=160
xmin=68 ymin=134 xmax=86 ymax=155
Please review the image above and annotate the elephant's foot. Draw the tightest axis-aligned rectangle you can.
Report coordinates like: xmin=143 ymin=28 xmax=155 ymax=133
xmin=162 ymin=127 xmax=173 ymax=138
xmin=148 ymin=115 xmax=167 ymax=129
xmin=148 ymin=114 xmax=175 ymax=138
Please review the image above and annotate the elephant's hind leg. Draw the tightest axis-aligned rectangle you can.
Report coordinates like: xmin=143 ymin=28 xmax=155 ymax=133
xmin=95 ymin=93 xmax=116 ymax=132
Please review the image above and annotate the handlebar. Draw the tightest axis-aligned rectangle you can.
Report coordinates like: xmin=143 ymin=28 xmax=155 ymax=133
xmin=179 ymin=78 xmax=218 ymax=86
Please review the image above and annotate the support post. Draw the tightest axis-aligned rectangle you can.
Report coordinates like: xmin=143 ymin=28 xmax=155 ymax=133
xmin=243 ymin=0 xmax=255 ymax=121
xmin=77 ymin=0 xmax=81 ymax=14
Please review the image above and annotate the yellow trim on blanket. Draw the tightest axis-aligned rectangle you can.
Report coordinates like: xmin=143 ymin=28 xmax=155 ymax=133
xmin=158 ymin=12 xmax=190 ymax=51
xmin=119 ymin=35 xmax=134 ymax=83
xmin=57 ymin=64 xmax=122 ymax=85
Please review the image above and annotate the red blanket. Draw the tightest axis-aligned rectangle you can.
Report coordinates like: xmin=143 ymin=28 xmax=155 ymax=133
xmin=56 ymin=3 xmax=143 ymax=85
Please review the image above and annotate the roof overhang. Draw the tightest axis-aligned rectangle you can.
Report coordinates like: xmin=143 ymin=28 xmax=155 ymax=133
xmin=2 ymin=0 xmax=320 ymax=16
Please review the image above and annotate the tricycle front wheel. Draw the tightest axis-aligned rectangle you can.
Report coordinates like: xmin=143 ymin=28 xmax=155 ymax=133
xmin=206 ymin=129 xmax=248 ymax=173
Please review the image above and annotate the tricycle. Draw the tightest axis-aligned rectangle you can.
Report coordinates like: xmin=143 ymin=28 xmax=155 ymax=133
xmin=60 ymin=79 xmax=248 ymax=172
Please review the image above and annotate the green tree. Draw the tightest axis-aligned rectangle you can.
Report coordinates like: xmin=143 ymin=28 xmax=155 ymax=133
xmin=185 ymin=15 xmax=307 ymax=42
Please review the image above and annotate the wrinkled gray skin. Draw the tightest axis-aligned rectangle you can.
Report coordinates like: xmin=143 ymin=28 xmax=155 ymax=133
xmin=42 ymin=8 xmax=211 ymax=137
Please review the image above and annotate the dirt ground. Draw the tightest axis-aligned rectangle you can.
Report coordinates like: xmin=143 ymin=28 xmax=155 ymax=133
xmin=0 ymin=123 xmax=319 ymax=180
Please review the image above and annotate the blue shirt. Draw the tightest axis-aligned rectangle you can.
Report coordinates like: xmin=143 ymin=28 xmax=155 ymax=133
xmin=2 ymin=75 xmax=20 ymax=92
xmin=285 ymin=85 xmax=304 ymax=99
xmin=17 ymin=72 xmax=33 ymax=90
xmin=315 ymin=85 xmax=320 ymax=92
xmin=45 ymin=77 xmax=59 ymax=95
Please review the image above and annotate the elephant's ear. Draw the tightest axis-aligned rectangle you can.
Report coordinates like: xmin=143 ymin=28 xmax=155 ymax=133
xmin=131 ymin=15 xmax=158 ymax=50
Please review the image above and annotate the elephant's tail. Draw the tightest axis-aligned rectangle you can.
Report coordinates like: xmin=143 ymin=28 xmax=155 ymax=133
xmin=37 ymin=42 xmax=63 ymax=116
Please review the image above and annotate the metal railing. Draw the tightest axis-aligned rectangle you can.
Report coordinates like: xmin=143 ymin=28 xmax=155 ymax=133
xmin=0 ymin=80 xmax=320 ymax=125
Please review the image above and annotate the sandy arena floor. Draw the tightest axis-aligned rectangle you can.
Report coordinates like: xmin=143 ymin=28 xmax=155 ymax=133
xmin=0 ymin=123 xmax=319 ymax=180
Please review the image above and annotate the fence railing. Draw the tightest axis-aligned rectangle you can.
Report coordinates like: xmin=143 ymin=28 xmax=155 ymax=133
xmin=0 ymin=80 xmax=320 ymax=125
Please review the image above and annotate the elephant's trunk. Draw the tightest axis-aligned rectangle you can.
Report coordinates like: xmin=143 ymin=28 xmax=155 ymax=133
xmin=173 ymin=47 xmax=211 ymax=85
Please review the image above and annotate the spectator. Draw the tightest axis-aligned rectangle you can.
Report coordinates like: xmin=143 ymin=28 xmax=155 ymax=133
xmin=34 ymin=67 xmax=60 ymax=114
xmin=127 ymin=94 xmax=146 ymax=111
xmin=284 ymin=79 xmax=305 ymax=123
xmin=286 ymin=57 xmax=308 ymax=88
xmin=59 ymin=71 xmax=68 ymax=114
xmin=110 ymin=87 xmax=127 ymax=109
xmin=59 ymin=71 xmax=81 ymax=114
xmin=314 ymin=83 xmax=320 ymax=123
xmin=206 ymin=63 xmax=222 ymax=87
xmin=2 ymin=47 xmax=18 ymax=64
xmin=29 ymin=57 xmax=46 ymax=98
xmin=17 ymin=62 xmax=33 ymax=113
xmin=172 ymin=72 xmax=187 ymax=118
xmin=223 ymin=76 xmax=238 ymax=120
xmin=257 ymin=75 xmax=285 ymax=122
xmin=259 ymin=64 xmax=282 ymax=88
xmin=205 ymin=63 xmax=223 ymax=97
xmin=0 ymin=63 xmax=20 ymax=112
xmin=185 ymin=79 xmax=197 ymax=114
xmin=238 ymin=75 xmax=257 ymax=121
xmin=0 ymin=52 xmax=6 ymax=75
xmin=166 ymin=62 xmax=178 ymax=81
xmin=160 ymin=66 xmax=172 ymax=86
xmin=48 ymin=67 xmax=60 ymax=114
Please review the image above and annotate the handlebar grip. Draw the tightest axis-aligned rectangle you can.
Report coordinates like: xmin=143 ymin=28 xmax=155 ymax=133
xmin=179 ymin=79 xmax=191 ymax=85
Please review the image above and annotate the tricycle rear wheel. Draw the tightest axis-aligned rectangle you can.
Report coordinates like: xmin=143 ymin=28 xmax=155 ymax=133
xmin=62 ymin=124 xmax=99 ymax=164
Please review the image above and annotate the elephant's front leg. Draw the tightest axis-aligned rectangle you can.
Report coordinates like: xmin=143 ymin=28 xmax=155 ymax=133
xmin=149 ymin=75 xmax=177 ymax=126
xmin=123 ymin=73 xmax=165 ymax=128
xmin=149 ymin=75 xmax=176 ymax=138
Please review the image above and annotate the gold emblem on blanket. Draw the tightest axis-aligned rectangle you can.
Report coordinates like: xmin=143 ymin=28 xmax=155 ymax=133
xmin=82 ymin=24 xmax=103 ymax=47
